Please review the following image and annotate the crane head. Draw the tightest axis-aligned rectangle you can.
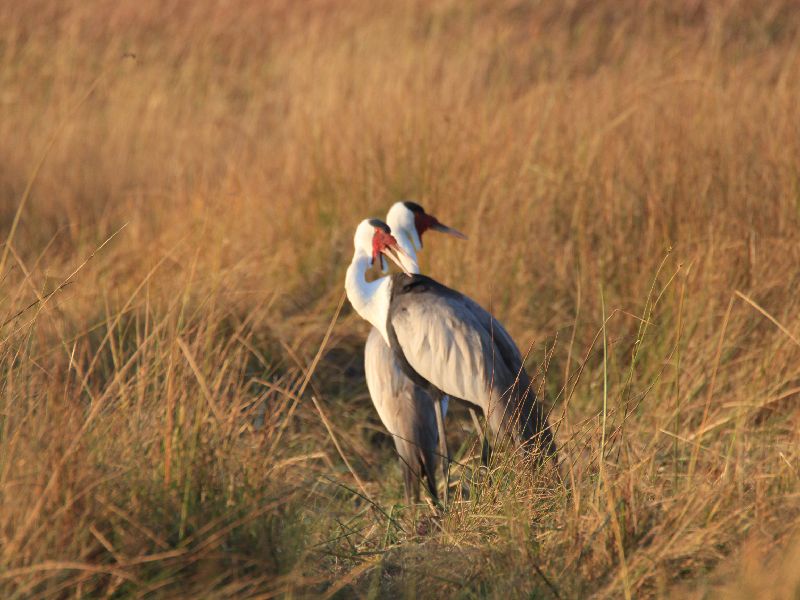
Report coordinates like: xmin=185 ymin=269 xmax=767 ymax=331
xmin=354 ymin=219 xmax=415 ymax=276
xmin=388 ymin=201 xmax=467 ymax=251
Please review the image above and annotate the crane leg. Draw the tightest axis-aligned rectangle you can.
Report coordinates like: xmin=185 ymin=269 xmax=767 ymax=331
xmin=469 ymin=408 xmax=492 ymax=467
xmin=401 ymin=462 xmax=419 ymax=506
xmin=433 ymin=394 xmax=449 ymax=508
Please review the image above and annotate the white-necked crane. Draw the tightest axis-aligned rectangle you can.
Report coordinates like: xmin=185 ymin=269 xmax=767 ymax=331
xmin=365 ymin=202 xmax=465 ymax=504
xmin=346 ymin=219 xmax=558 ymax=505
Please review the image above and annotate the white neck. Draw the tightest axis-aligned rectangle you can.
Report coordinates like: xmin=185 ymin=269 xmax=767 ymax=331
xmin=396 ymin=233 xmax=420 ymax=275
xmin=385 ymin=217 xmax=420 ymax=275
xmin=345 ymin=250 xmax=394 ymax=344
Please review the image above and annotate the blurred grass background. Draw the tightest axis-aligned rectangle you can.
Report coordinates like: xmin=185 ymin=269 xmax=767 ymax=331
xmin=1 ymin=0 xmax=799 ymax=597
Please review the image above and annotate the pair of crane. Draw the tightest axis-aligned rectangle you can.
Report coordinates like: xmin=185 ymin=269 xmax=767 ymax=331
xmin=345 ymin=202 xmax=557 ymax=507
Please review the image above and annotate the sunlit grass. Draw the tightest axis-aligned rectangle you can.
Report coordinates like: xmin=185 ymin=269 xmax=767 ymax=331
xmin=1 ymin=0 xmax=799 ymax=597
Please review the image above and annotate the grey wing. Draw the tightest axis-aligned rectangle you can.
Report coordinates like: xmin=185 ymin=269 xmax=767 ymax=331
xmin=459 ymin=295 xmax=525 ymax=372
xmin=366 ymin=327 xmax=421 ymax=435
xmin=390 ymin=281 xmax=557 ymax=460
xmin=364 ymin=327 xmax=439 ymax=471
xmin=390 ymin=289 xmax=524 ymax=409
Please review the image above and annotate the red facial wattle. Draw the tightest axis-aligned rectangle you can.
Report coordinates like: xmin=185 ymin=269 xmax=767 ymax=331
xmin=414 ymin=212 xmax=439 ymax=242
xmin=371 ymin=228 xmax=397 ymax=265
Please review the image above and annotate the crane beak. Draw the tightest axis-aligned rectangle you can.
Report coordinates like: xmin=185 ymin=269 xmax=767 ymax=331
xmin=383 ymin=244 xmax=416 ymax=277
xmin=431 ymin=222 xmax=468 ymax=240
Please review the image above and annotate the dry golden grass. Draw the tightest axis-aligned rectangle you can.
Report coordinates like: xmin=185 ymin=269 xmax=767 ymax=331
xmin=1 ymin=0 xmax=799 ymax=597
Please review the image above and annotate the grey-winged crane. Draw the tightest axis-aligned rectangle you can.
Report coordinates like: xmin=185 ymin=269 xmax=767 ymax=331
xmin=346 ymin=219 xmax=557 ymax=507
xmin=365 ymin=202 xmax=465 ymax=504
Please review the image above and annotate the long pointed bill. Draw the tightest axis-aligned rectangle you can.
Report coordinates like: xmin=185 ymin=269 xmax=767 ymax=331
xmin=431 ymin=222 xmax=468 ymax=240
xmin=383 ymin=244 xmax=416 ymax=276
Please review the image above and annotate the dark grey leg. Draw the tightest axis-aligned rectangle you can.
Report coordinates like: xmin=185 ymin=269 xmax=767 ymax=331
xmin=469 ymin=408 xmax=492 ymax=466
xmin=401 ymin=462 xmax=418 ymax=506
xmin=433 ymin=393 xmax=449 ymax=507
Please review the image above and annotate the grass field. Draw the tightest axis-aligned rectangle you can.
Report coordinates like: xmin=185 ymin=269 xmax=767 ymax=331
xmin=1 ymin=0 xmax=800 ymax=597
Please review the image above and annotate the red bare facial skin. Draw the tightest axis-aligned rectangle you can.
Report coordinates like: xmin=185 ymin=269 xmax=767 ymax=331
xmin=371 ymin=228 xmax=399 ymax=265
xmin=414 ymin=211 xmax=440 ymax=241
